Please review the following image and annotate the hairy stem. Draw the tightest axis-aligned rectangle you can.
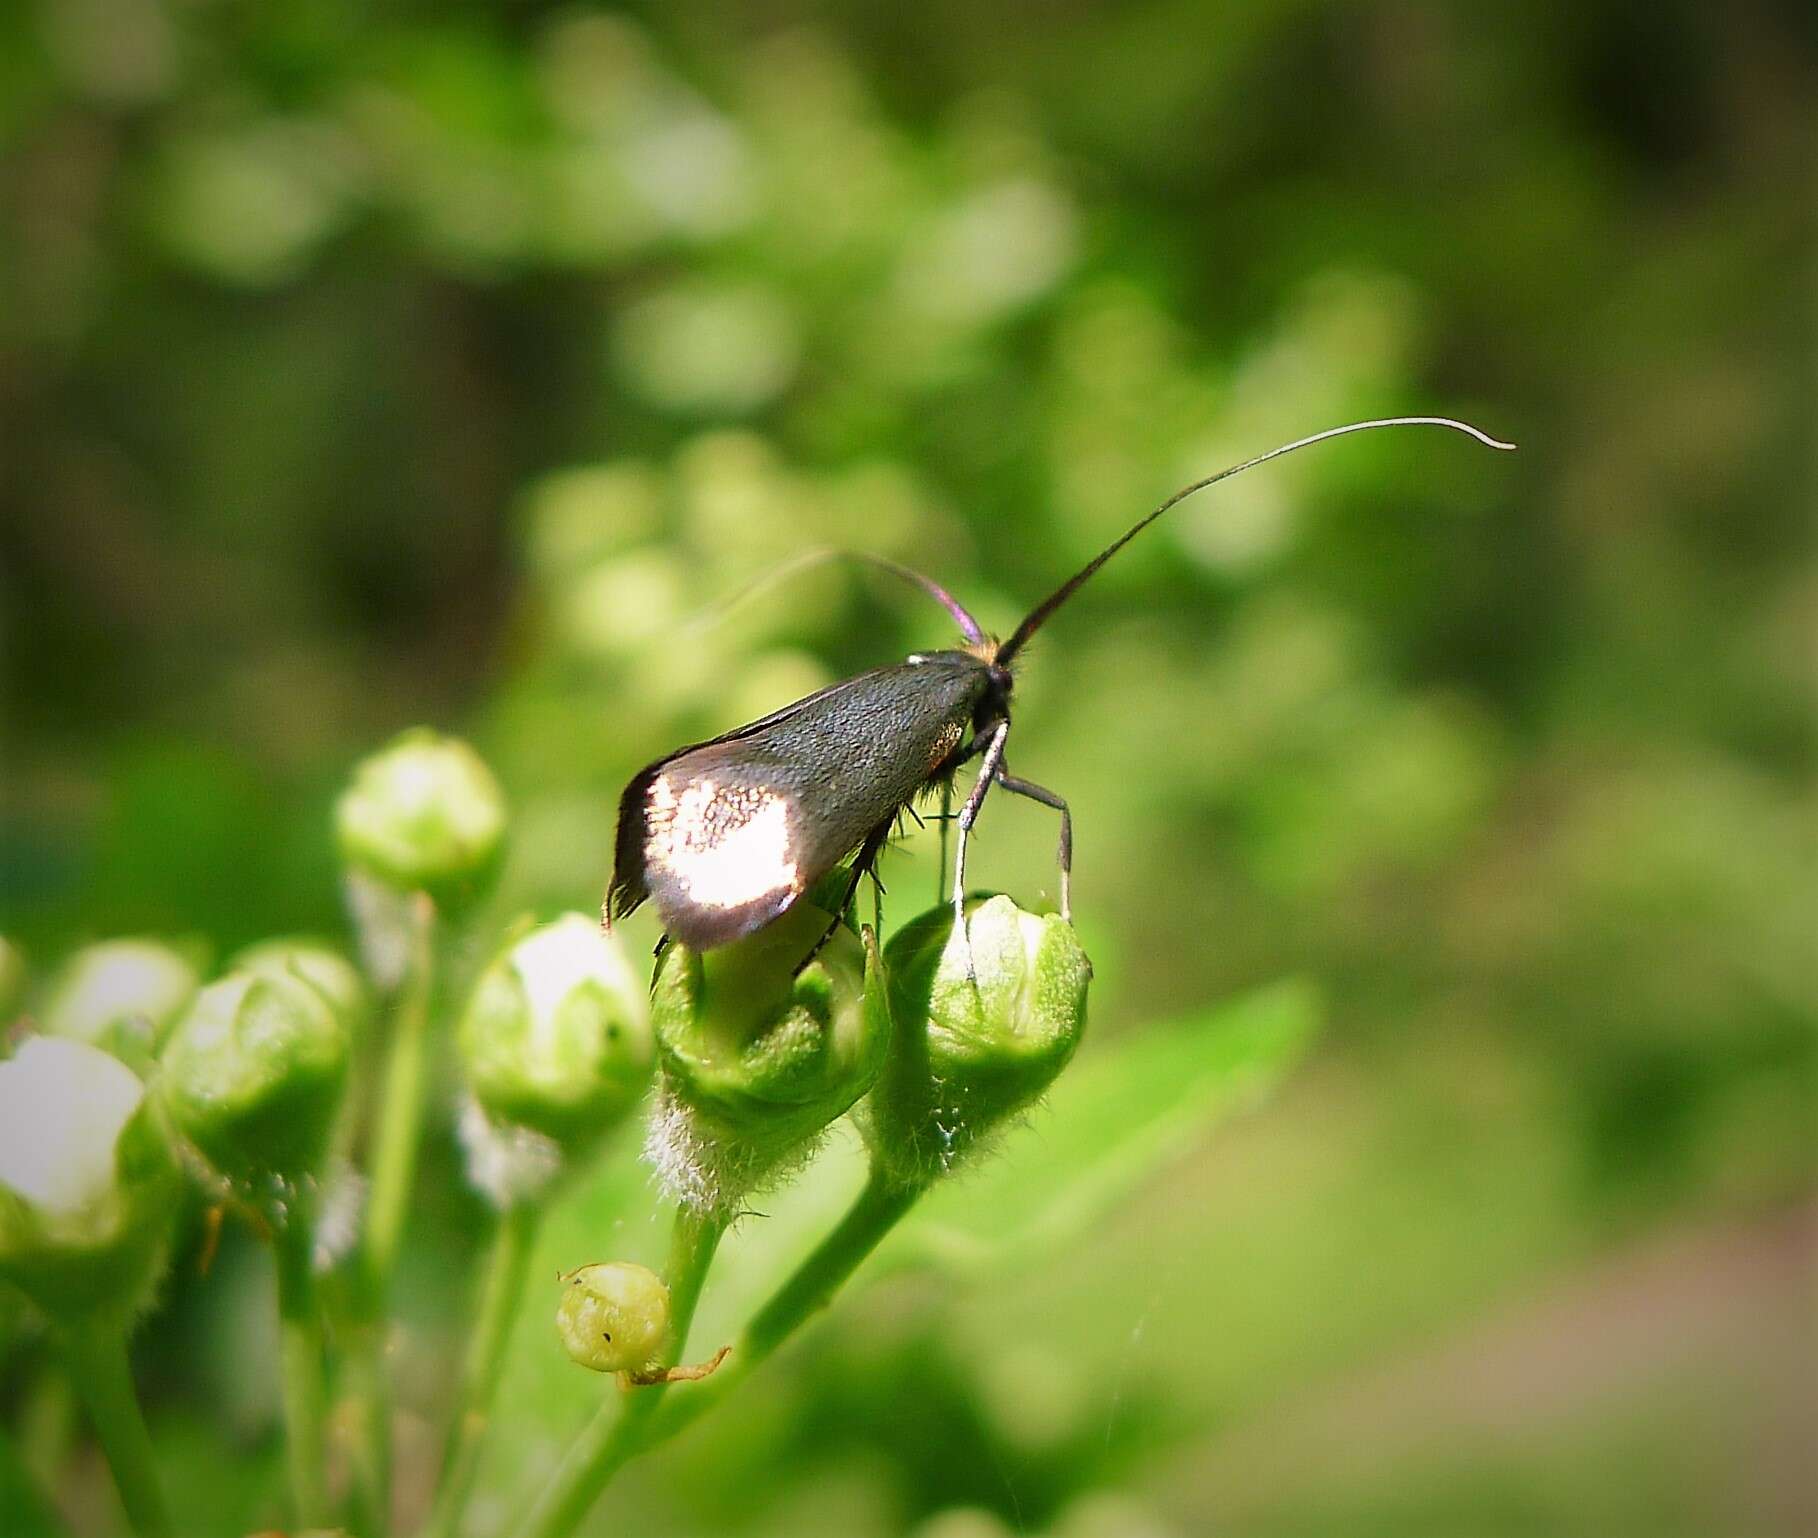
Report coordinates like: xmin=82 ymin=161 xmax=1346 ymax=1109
xmin=512 ymin=1205 xmax=726 ymax=1538
xmin=421 ymin=1200 xmax=541 ymax=1538
xmin=57 ymin=1321 xmax=173 ymax=1538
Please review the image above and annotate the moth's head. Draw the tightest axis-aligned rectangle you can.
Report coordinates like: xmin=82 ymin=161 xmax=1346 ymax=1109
xmin=968 ymin=634 xmax=1015 ymax=704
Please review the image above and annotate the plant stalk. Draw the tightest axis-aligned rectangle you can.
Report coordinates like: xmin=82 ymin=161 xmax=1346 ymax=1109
xmin=57 ymin=1321 xmax=173 ymax=1538
xmin=421 ymin=1200 xmax=541 ymax=1538
xmin=346 ymin=894 xmax=438 ymax=1536
xmin=274 ymin=1206 xmax=331 ymax=1529
xmin=651 ymin=1169 xmax=920 ymax=1446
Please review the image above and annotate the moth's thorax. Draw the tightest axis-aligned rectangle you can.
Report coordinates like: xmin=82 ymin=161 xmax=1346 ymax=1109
xmin=905 ymin=643 xmax=1013 ymax=721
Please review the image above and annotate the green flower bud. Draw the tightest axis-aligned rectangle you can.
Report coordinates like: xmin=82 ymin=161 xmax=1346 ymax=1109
xmin=647 ymin=901 xmax=888 ymax=1216
xmin=229 ymin=939 xmax=368 ymax=1037
xmin=867 ymin=897 xmax=1091 ymax=1189
xmin=38 ymin=939 xmax=202 ymax=1068
xmin=335 ymin=728 xmax=507 ymax=908
xmin=555 ymin=1262 xmax=670 ymax=1374
xmin=457 ymin=915 xmax=653 ymax=1200
xmin=158 ymin=969 xmax=352 ymax=1216
xmin=0 ymin=1037 xmax=179 ymax=1320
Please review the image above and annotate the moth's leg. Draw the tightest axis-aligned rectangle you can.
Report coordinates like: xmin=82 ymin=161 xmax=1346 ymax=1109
xmin=951 ymin=720 xmax=1011 ymax=927
xmin=996 ymin=772 xmax=1073 ymax=921
xmin=936 ymin=724 xmax=988 ymax=901
xmin=796 ymin=818 xmax=894 ymax=976
xmin=936 ymin=775 xmax=954 ymax=905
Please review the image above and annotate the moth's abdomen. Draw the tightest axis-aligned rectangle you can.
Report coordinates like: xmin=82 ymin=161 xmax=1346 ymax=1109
xmin=608 ymin=651 xmax=992 ymax=951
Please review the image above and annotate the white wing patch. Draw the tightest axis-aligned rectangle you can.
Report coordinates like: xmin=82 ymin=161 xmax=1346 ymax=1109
xmin=644 ymin=772 xmax=802 ymax=911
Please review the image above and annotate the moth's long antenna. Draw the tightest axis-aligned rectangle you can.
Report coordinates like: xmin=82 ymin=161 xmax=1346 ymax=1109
xmin=995 ymin=416 xmax=1515 ymax=666
xmin=683 ymin=546 xmax=985 ymax=644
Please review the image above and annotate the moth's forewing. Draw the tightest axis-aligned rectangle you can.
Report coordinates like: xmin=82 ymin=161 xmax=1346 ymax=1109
xmin=609 ymin=652 xmax=992 ymax=950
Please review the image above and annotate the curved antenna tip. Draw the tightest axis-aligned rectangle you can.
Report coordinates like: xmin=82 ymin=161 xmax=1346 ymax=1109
xmin=1329 ymin=415 xmax=1516 ymax=452
xmin=1432 ymin=417 xmax=1518 ymax=452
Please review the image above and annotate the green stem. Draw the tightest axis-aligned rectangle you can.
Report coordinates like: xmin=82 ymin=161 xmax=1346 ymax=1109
xmin=512 ymin=1205 xmax=726 ymax=1538
xmin=421 ymin=1200 xmax=541 ymax=1538
xmin=16 ymin=1357 xmax=75 ymax=1495
xmin=365 ymin=897 xmax=438 ymax=1289
xmin=274 ymin=1207 xmax=331 ymax=1529
xmin=346 ymin=895 xmax=438 ymax=1536
xmin=650 ymin=1169 xmax=920 ymax=1447
xmin=57 ymin=1321 xmax=173 ymax=1538
xmin=340 ymin=1339 xmax=389 ymax=1538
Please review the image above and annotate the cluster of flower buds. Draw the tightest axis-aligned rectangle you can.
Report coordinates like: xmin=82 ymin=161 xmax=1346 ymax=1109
xmin=456 ymin=914 xmax=654 ymax=1207
xmin=645 ymin=900 xmax=889 ymax=1216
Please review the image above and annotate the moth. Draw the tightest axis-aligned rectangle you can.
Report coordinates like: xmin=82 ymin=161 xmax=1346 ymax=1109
xmin=607 ymin=417 xmax=1512 ymax=957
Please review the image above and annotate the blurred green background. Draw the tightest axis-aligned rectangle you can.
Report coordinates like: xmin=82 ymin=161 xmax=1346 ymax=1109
xmin=3 ymin=1 xmax=1814 ymax=1534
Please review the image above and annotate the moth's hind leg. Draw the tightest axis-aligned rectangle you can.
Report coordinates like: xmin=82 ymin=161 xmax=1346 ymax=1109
xmin=794 ymin=817 xmax=895 ymax=976
xmin=935 ymin=774 xmax=954 ymax=906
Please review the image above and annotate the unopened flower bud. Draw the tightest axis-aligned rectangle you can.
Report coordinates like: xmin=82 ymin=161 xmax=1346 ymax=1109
xmin=38 ymin=939 xmax=202 ymax=1068
xmin=335 ymin=728 xmax=507 ymax=908
xmin=158 ymin=969 xmax=352 ymax=1216
xmin=457 ymin=915 xmax=653 ymax=1193
xmin=555 ymin=1261 xmax=670 ymax=1373
xmin=0 ymin=1037 xmax=179 ymax=1319
xmin=867 ymin=897 xmax=1091 ymax=1189
xmin=646 ymin=902 xmax=888 ymax=1216
xmin=229 ymin=939 xmax=368 ymax=1037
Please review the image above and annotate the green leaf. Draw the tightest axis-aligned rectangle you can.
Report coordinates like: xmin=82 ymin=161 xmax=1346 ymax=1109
xmin=879 ymin=978 xmax=1321 ymax=1276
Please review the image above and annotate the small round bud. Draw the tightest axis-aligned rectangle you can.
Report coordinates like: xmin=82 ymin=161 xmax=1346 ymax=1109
xmin=0 ymin=1037 xmax=179 ymax=1320
xmin=158 ymin=969 xmax=352 ymax=1213
xmin=867 ymin=897 xmax=1091 ymax=1189
xmin=556 ymin=1261 xmax=670 ymax=1373
xmin=458 ymin=915 xmax=653 ymax=1163
xmin=229 ymin=939 xmax=368 ymax=1036
xmin=38 ymin=939 xmax=202 ymax=1068
xmin=335 ymin=728 xmax=507 ymax=907
xmin=647 ymin=902 xmax=888 ymax=1215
